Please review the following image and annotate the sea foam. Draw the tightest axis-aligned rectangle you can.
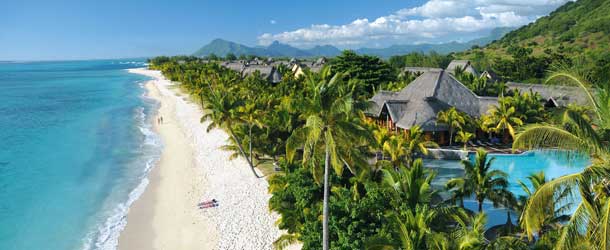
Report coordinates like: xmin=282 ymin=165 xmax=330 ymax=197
xmin=81 ymin=85 xmax=162 ymax=250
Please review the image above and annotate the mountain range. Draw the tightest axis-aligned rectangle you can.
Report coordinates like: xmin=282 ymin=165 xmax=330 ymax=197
xmin=192 ymin=27 xmax=515 ymax=58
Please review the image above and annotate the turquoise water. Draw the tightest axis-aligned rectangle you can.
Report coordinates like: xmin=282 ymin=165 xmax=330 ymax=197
xmin=0 ymin=60 xmax=161 ymax=250
xmin=426 ymin=150 xmax=589 ymax=227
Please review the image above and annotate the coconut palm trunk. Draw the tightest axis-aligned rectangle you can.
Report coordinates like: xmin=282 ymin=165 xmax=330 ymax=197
xmin=449 ymin=127 xmax=454 ymax=146
xmin=249 ymin=124 xmax=253 ymax=171
xmin=228 ymin=126 xmax=261 ymax=178
xmin=322 ymin=145 xmax=330 ymax=250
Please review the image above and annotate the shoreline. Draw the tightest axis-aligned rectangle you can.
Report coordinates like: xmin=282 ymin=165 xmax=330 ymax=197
xmin=118 ymin=68 xmax=287 ymax=249
xmin=118 ymin=69 xmax=216 ymax=249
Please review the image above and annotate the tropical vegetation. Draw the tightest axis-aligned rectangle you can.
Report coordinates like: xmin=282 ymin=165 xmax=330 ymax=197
xmin=148 ymin=24 xmax=608 ymax=248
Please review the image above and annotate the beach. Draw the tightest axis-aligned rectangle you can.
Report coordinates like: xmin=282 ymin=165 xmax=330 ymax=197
xmin=119 ymin=68 xmax=287 ymax=250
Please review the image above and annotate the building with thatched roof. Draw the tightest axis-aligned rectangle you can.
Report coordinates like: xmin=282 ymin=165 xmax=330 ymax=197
xmin=367 ymin=69 xmax=497 ymax=144
xmin=222 ymin=61 xmax=246 ymax=72
xmin=220 ymin=61 xmax=282 ymax=83
xmin=292 ymin=64 xmax=305 ymax=77
xmin=506 ymin=82 xmax=589 ymax=107
xmin=242 ymin=65 xmax=282 ymax=83
xmin=446 ymin=60 xmax=478 ymax=76
xmin=289 ymin=57 xmax=327 ymax=77
xmin=480 ymin=70 xmax=499 ymax=82
xmin=400 ymin=67 xmax=441 ymax=77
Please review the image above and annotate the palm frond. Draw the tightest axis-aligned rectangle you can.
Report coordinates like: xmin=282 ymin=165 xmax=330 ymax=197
xmin=513 ymin=124 xmax=590 ymax=153
xmin=521 ymin=172 xmax=582 ymax=239
xmin=272 ymin=233 xmax=301 ymax=250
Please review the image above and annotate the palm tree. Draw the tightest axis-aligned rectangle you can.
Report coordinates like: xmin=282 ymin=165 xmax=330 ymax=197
xmin=451 ymin=148 xmax=509 ymax=212
xmin=446 ymin=177 xmax=471 ymax=208
xmin=485 ymin=236 xmax=528 ymax=250
xmin=372 ymin=126 xmax=390 ymax=161
xmin=366 ymin=205 xmax=449 ymax=250
xmin=507 ymin=89 xmax=545 ymax=123
xmin=238 ymin=101 xmax=265 ymax=177
xmin=404 ymin=126 xmax=439 ymax=166
xmin=455 ymin=130 xmax=474 ymax=150
xmin=381 ymin=126 xmax=437 ymax=169
xmin=381 ymin=159 xmax=437 ymax=210
xmin=201 ymin=88 xmax=262 ymax=178
xmin=437 ymin=107 xmax=466 ymax=145
xmin=482 ymin=100 xmax=523 ymax=142
xmin=452 ymin=212 xmax=488 ymax=250
xmin=383 ymin=135 xmax=407 ymax=169
xmin=516 ymin=172 xmax=571 ymax=237
xmin=513 ymin=71 xmax=610 ymax=249
xmin=286 ymin=68 xmax=369 ymax=250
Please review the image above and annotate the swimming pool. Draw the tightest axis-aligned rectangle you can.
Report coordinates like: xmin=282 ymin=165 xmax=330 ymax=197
xmin=425 ymin=150 xmax=590 ymax=227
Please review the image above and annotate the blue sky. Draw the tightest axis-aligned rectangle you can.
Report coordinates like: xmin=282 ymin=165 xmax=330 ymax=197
xmin=1 ymin=0 xmax=571 ymax=60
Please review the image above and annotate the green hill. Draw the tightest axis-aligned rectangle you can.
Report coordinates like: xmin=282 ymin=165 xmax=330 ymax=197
xmin=457 ymin=0 xmax=610 ymax=84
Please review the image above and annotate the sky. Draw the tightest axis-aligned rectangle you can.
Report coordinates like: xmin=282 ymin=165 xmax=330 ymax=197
xmin=1 ymin=0 xmax=572 ymax=61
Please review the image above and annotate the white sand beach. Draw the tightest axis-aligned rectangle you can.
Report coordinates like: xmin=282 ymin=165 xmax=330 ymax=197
xmin=118 ymin=68 xmax=288 ymax=250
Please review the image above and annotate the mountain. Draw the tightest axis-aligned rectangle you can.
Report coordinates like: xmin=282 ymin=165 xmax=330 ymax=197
xmin=193 ymin=39 xmax=339 ymax=58
xmin=465 ymin=27 xmax=516 ymax=47
xmin=304 ymin=45 xmax=342 ymax=57
xmin=355 ymin=27 xmax=514 ymax=57
xmin=192 ymin=27 xmax=513 ymax=58
xmin=265 ymin=41 xmax=312 ymax=57
xmin=193 ymin=39 xmax=266 ymax=57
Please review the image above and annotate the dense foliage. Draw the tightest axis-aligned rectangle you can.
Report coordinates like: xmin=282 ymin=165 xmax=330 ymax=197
xmin=329 ymin=51 xmax=395 ymax=97
xmin=148 ymin=51 xmax=609 ymax=250
xmin=388 ymin=52 xmax=454 ymax=69
xmin=457 ymin=0 xmax=610 ymax=84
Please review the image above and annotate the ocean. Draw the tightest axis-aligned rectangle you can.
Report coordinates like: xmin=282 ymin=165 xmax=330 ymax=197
xmin=0 ymin=60 xmax=161 ymax=250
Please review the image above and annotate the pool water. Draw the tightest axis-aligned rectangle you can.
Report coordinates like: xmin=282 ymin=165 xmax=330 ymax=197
xmin=425 ymin=150 xmax=589 ymax=227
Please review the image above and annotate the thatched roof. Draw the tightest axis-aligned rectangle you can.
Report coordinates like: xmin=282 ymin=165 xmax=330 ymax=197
xmin=480 ymin=70 xmax=499 ymax=82
xmin=400 ymin=67 xmax=441 ymax=77
xmin=368 ymin=91 xmax=399 ymax=116
xmin=222 ymin=62 xmax=246 ymax=73
xmin=315 ymin=57 xmax=327 ymax=65
xmin=242 ymin=65 xmax=282 ymax=83
xmin=506 ymin=82 xmax=589 ymax=107
xmin=368 ymin=70 xmax=498 ymax=131
xmin=446 ymin=60 xmax=478 ymax=76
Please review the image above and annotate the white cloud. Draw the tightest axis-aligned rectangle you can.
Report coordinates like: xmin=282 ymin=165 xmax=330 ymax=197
xmin=258 ymin=0 xmax=573 ymax=48
xmin=270 ymin=20 xmax=277 ymax=25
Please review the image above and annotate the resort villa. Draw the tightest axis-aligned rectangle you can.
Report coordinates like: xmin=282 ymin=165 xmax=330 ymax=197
xmin=446 ymin=59 xmax=479 ymax=76
xmin=218 ymin=57 xmax=587 ymax=146
xmin=506 ymin=81 xmax=588 ymax=108
xmin=367 ymin=60 xmax=586 ymax=145
xmin=367 ymin=68 xmax=497 ymax=145
xmin=220 ymin=57 xmax=327 ymax=83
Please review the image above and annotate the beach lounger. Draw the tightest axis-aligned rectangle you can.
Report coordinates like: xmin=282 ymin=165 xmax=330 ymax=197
xmin=199 ymin=203 xmax=218 ymax=209
xmin=198 ymin=199 xmax=217 ymax=206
